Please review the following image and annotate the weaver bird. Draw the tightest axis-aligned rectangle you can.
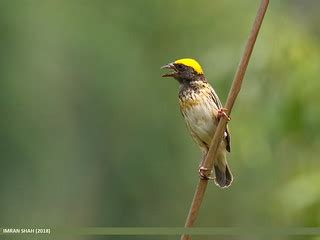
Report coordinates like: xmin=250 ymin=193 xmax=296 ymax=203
xmin=161 ymin=58 xmax=233 ymax=188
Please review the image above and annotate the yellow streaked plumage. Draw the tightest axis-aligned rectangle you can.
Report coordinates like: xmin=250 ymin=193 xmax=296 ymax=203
xmin=161 ymin=58 xmax=233 ymax=188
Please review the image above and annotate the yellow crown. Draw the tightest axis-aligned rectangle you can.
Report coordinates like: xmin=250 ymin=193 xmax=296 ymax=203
xmin=174 ymin=58 xmax=204 ymax=74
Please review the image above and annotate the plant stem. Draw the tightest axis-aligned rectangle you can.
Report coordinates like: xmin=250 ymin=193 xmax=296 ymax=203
xmin=180 ymin=1 xmax=269 ymax=239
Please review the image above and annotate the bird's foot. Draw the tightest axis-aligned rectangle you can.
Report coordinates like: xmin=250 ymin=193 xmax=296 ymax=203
xmin=198 ymin=166 xmax=214 ymax=180
xmin=218 ymin=108 xmax=231 ymax=121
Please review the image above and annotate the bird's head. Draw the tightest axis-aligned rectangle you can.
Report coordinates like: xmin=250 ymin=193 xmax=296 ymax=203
xmin=161 ymin=58 xmax=204 ymax=83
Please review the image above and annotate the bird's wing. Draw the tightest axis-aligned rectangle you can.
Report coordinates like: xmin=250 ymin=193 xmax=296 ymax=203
xmin=210 ymin=87 xmax=231 ymax=152
xmin=225 ymin=125 xmax=231 ymax=152
xmin=210 ymin=88 xmax=223 ymax=109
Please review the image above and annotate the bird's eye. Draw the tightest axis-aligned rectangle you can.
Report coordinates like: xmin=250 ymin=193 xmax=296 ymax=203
xmin=176 ymin=64 xmax=184 ymax=70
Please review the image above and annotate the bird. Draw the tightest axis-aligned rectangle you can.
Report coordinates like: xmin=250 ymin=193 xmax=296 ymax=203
xmin=161 ymin=58 xmax=233 ymax=188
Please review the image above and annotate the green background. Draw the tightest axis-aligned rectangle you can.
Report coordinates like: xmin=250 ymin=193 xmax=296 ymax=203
xmin=1 ymin=1 xmax=320 ymax=239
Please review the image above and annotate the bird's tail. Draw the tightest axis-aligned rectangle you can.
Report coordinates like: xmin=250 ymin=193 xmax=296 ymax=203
xmin=213 ymin=156 xmax=233 ymax=188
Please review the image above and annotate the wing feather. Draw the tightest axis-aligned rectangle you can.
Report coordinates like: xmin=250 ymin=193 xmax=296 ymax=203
xmin=210 ymin=87 xmax=231 ymax=152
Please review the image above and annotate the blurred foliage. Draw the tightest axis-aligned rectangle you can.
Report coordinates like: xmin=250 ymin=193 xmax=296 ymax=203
xmin=0 ymin=1 xmax=320 ymax=240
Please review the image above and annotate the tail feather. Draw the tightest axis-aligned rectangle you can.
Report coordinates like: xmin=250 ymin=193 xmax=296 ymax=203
xmin=214 ymin=163 xmax=233 ymax=188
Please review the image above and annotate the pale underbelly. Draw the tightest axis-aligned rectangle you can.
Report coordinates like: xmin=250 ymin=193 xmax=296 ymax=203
xmin=183 ymin=103 xmax=217 ymax=145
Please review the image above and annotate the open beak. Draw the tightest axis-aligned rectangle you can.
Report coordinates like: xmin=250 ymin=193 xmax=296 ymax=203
xmin=161 ymin=63 xmax=177 ymax=77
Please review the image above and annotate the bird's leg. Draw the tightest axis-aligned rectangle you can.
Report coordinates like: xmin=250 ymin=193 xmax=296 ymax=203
xmin=217 ymin=108 xmax=231 ymax=121
xmin=199 ymin=167 xmax=214 ymax=180
xmin=198 ymin=153 xmax=214 ymax=180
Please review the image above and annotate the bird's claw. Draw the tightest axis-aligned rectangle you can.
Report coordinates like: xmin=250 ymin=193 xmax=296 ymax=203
xmin=198 ymin=166 xmax=214 ymax=180
xmin=218 ymin=108 xmax=231 ymax=121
